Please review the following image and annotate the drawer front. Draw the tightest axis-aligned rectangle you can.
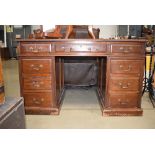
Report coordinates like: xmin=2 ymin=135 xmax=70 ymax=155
xmin=108 ymin=93 xmax=139 ymax=108
xmin=55 ymin=43 xmax=107 ymax=52
xmin=55 ymin=44 xmax=70 ymax=52
xmin=109 ymin=77 xmax=140 ymax=91
xmin=22 ymin=59 xmax=52 ymax=74
xmin=20 ymin=43 xmax=52 ymax=55
xmin=110 ymin=59 xmax=143 ymax=74
xmin=24 ymin=92 xmax=53 ymax=108
xmin=23 ymin=77 xmax=51 ymax=90
xmin=110 ymin=43 xmax=144 ymax=55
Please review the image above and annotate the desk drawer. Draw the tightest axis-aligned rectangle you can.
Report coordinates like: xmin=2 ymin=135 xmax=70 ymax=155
xmin=23 ymin=77 xmax=51 ymax=90
xmin=20 ymin=43 xmax=52 ymax=55
xmin=108 ymin=93 xmax=139 ymax=108
xmin=55 ymin=44 xmax=70 ymax=52
xmin=109 ymin=77 xmax=140 ymax=91
xmin=22 ymin=59 xmax=52 ymax=74
xmin=55 ymin=43 xmax=107 ymax=52
xmin=24 ymin=92 xmax=53 ymax=108
xmin=110 ymin=59 xmax=143 ymax=74
xmin=110 ymin=43 xmax=144 ymax=55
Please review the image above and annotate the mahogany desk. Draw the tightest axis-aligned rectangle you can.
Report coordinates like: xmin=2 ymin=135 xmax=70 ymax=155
xmin=18 ymin=39 xmax=146 ymax=116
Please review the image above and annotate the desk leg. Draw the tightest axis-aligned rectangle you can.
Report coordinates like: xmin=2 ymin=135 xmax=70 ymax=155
xmin=53 ymin=57 xmax=65 ymax=115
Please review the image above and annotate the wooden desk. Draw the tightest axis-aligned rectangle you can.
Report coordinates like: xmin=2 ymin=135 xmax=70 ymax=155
xmin=18 ymin=39 xmax=146 ymax=116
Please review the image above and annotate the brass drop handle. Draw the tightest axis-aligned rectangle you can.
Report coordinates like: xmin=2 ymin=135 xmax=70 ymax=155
xmin=32 ymin=98 xmax=44 ymax=104
xmin=119 ymin=46 xmax=133 ymax=53
xmin=32 ymin=82 xmax=40 ymax=88
xmin=123 ymin=47 xmax=130 ymax=53
xmin=123 ymin=50 xmax=130 ymax=53
xmin=29 ymin=47 xmax=38 ymax=53
xmin=30 ymin=64 xmax=43 ymax=70
xmin=62 ymin=46 xmax=65 ymax=49
xmin=29 ymin=47 xmax=34 ymax=51
xmin=62 ymin=46 xmax=70 ymax=52
xmin=119 ymin=65 xmax=131 ymax=71
xmin=119 ymin=82 xmax=130 ymax=89
xmin=32 ymin=81 xmax=44 ymax=88
xmin=123 ymin=47 xmax=133 ymax=53
xmin=34 ymin=101 xmax=40 ymax=104
xmin=118 ymin=99 xmax=128 ymax=105
xmin=119 ymin=47 xmax=124 ymax=50
xmin=37 ymin=47 xmax=42 ymax=51
xmin=128 ymin=47 xmax=133 ymax=50
xmin=62 ymin=46 xmax=69 ymax=51
xmin=32 ymin=50 xmax=39 ymax=53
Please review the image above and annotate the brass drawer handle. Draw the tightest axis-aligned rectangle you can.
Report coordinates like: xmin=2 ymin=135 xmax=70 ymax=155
xmin=119 ymin=65 xmax=131 ymax=71
xmin=119 ymin=82 xmax=131 ymax=89
xmin=33 ymin=84 xmax=40 ymax=88
xmin=32 ymin=81 xmax=44 ymax=88
xmin=61 ymin=46 xmax=70 ymax=52
xmin=29 ymin=46 xmax=38 ymax=53
xmin=33 ymin=67 xmax=40 ymax=71
xmin=122 ymin=86 xmax=129 ymax=89
xmin=32 ymin=98 xmax=44 ymax=104
xmin=32 ymin=50 xmax=39 ymax=53
xmin=119 ymin=47 xmax=124 ymax=50
xmin=33 ymin=100 xmax=41 ymax=104
xmin=118 ymin=99 xmax=129 ymax=105
xmin=119 ymin=46 xmax=133 ymax=53
xmin=61 ymin=46 xmax=69 ymax=52
xmin=120 ymin=102 xmax=128 ymax=105
xmin=29 ymin=47 xmax=34 ymax=51
xmin=123 ymin=50 xmax=130 ymax=53
xmin=128 ymin=47 xmax=133 ymax=50
xmin=30 ymin=64 xmax=43 ymax=70
xmin=37 ymin=47 xmax=42 ymax=51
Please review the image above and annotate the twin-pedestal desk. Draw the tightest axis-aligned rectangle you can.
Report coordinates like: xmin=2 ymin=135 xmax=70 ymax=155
xmin=18 ymin=39 xmax=146 ymax=116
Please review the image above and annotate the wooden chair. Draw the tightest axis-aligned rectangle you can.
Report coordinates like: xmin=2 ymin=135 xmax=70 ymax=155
xmin=29 ymin=25 xmax=96 ymax=39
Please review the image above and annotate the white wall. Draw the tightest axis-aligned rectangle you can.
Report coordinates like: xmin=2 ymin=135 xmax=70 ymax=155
xmin=93 ymin=25 xmax=118 ymax=39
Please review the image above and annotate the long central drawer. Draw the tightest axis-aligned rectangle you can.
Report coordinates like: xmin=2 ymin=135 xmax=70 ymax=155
xmin=55 ymin=43 xmax=107 ymax=52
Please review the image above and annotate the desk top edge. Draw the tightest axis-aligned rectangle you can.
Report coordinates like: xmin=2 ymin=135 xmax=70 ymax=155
xmin=16 ymin=39 xmax=147 ymax=43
